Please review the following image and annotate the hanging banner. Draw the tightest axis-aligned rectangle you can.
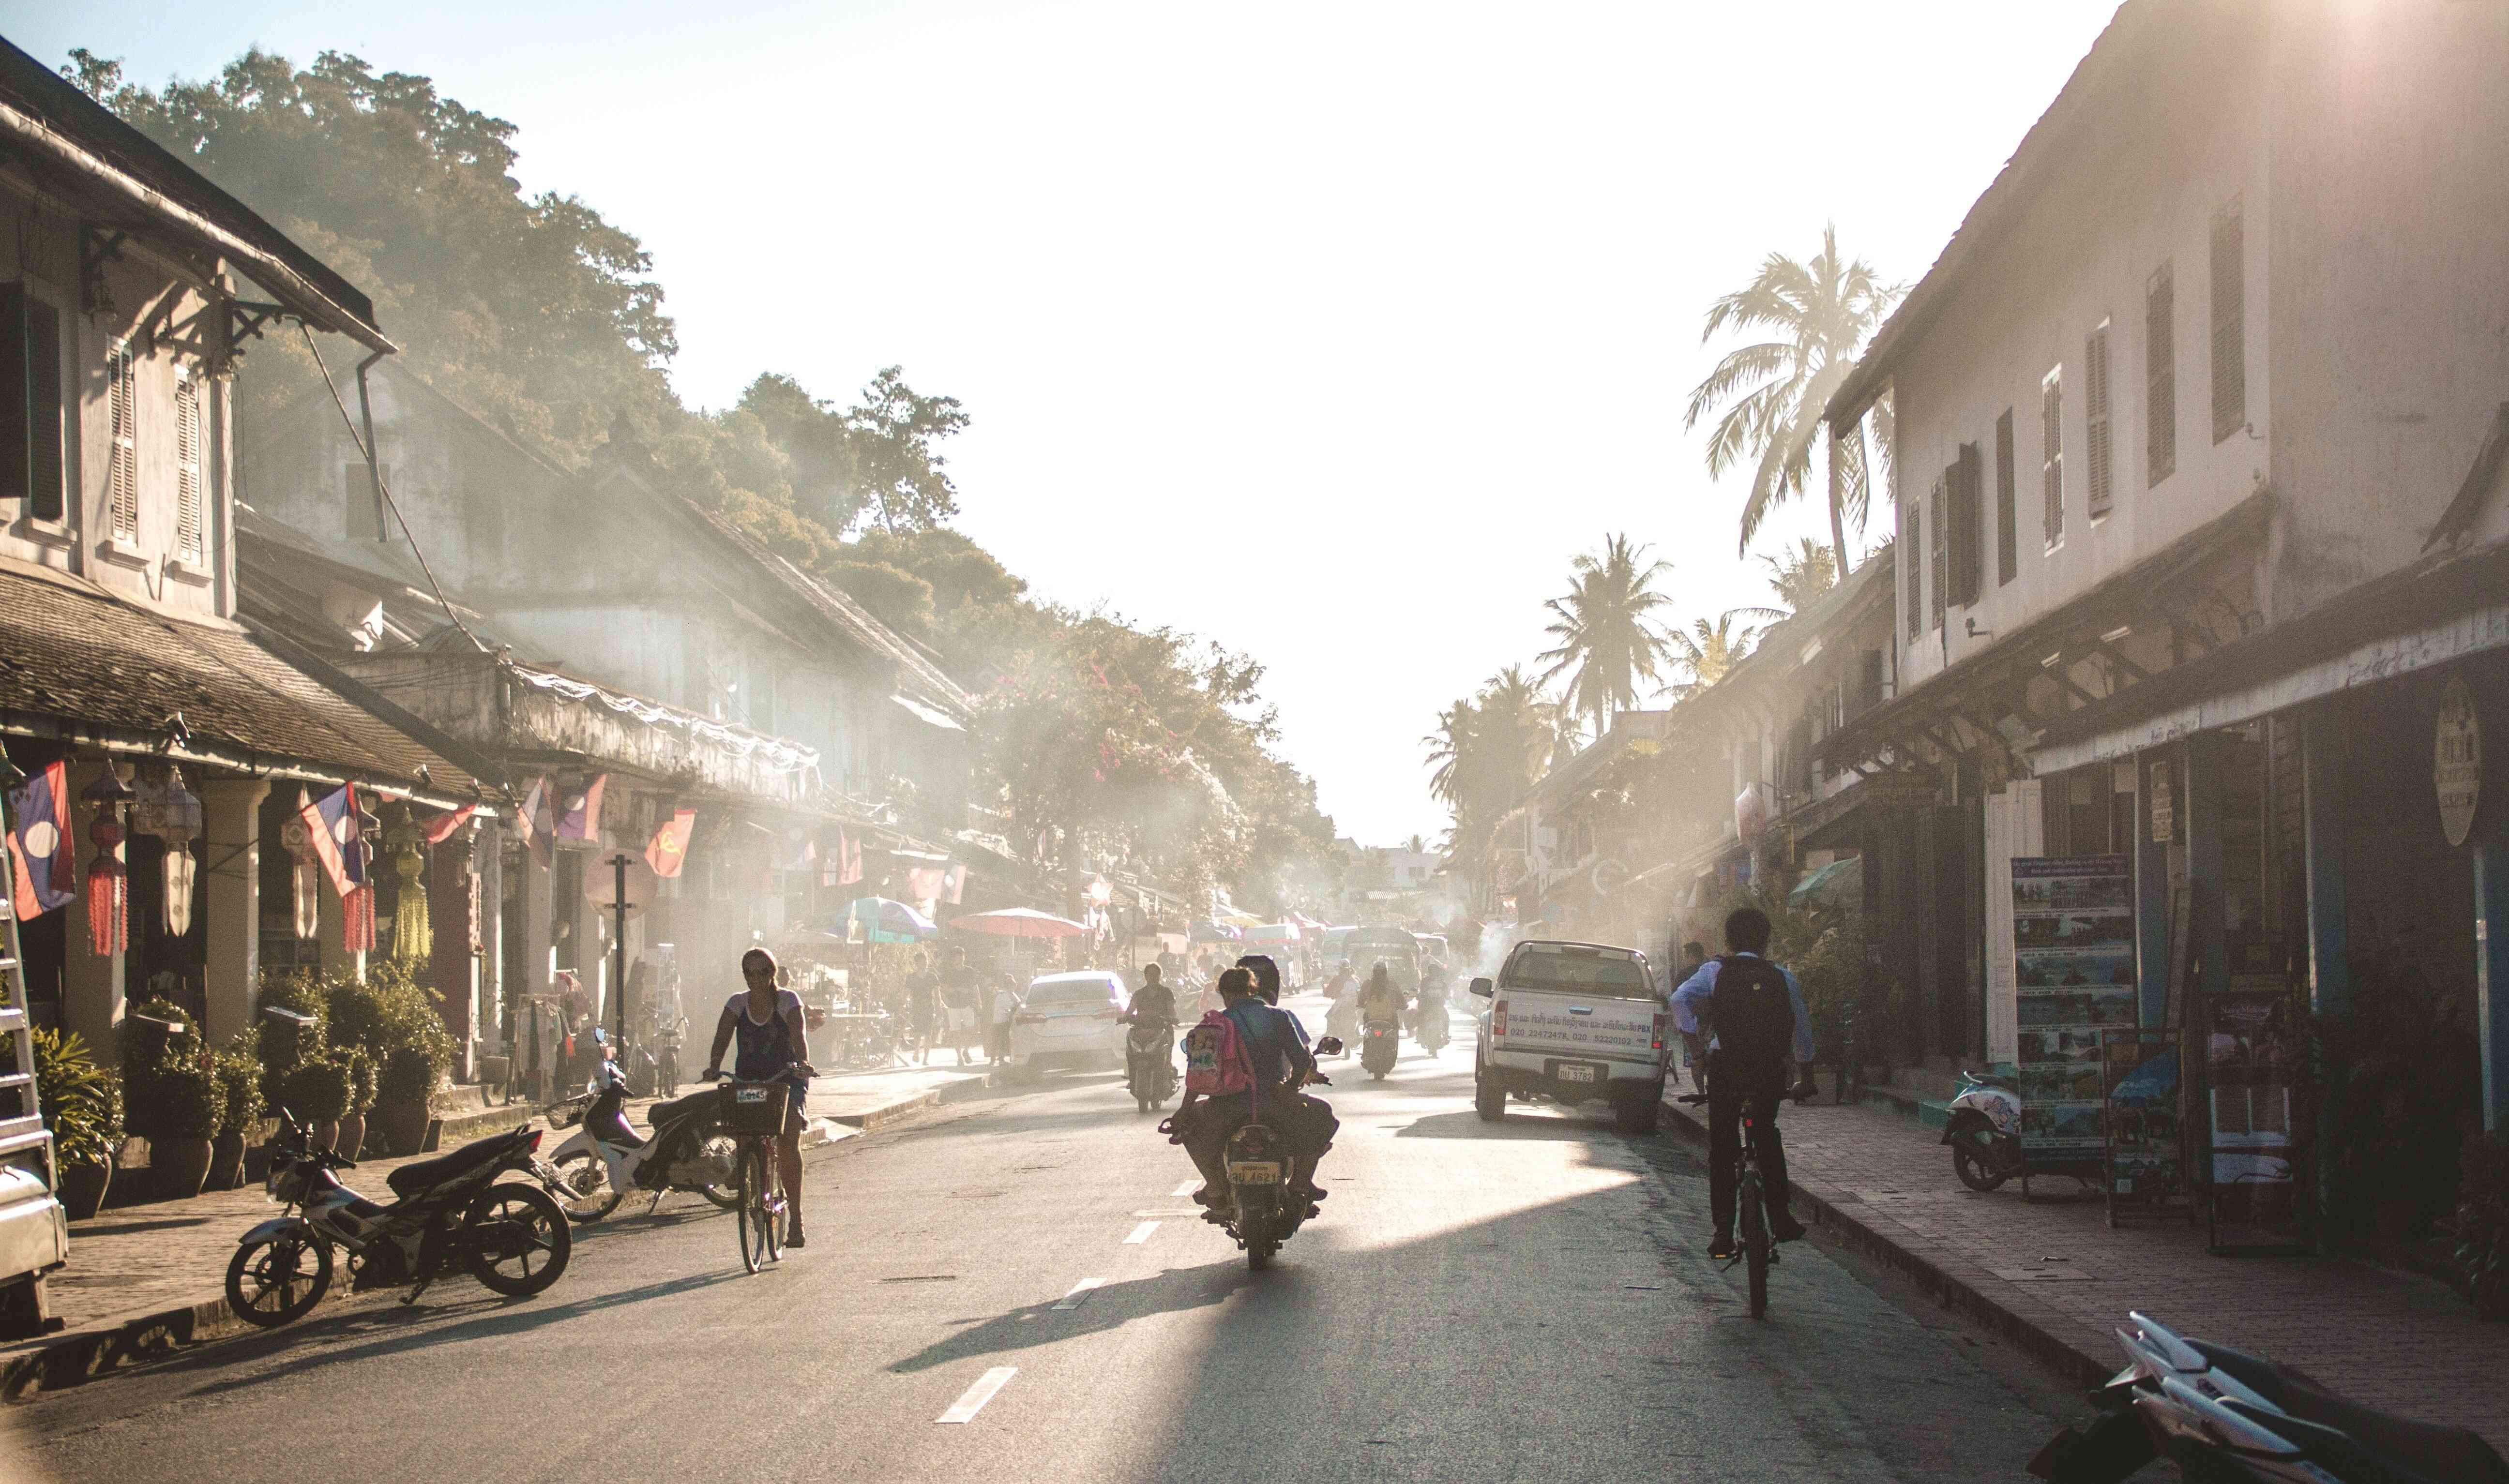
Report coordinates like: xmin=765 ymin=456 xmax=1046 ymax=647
xmin=2011 ymin=854 xmax=2136 ymax=1163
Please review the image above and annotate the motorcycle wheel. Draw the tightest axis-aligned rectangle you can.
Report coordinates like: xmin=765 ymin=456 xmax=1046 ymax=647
xmin=551 ymin=1149 xmax=625 ymax=1223
xmin=225 ymin=1229 xmax=333 ymax=1328
xmin=463 ymin=1182 xmax=572 ymax=1297
xmin=1952 ymin=1143 xmax=2011 ymax=1193
xmin=695 ymin=1133 xmax=744 ymax=1210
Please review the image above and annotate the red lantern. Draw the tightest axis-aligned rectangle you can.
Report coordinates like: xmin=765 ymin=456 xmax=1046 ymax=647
xmin=79 ymin=765 xmax=134 ymax=957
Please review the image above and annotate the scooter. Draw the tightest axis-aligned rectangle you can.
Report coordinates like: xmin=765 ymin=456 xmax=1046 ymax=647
xmin=543 ymin=1052 xmax=743 ymax=1223
xmin=1122 ymin=1016 xmax=1179 ymax=1112
xmin=1941 ymin=1066 xmax=2023 ymax=1192
xmin=1325 ymin=990 xmax=1360 ymax=1057
xmin=1212 ymin=1038 xmax=1340 ymax=1271
xmin=1360 ymin=1016 xmax=1400 ymax=1080
xmin=1413 ymin=994 xmax=1450 ymax=1054
xmin=226 ymin=1109 xmax=571 ymax=1328
xmin=2030 ymin=1310 xmax=2509 ymax=1483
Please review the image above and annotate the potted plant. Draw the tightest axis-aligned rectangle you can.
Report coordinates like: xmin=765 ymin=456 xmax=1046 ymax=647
xmin=32 ymin=1029 xmax=122 ymax=1220
xmin=210 ymin=1044 xmax=265 ymax=1191
xmin=276 ymin=1058 xmax=352 ymax=1152
xmin=375 ymin=1044 xmax=443 ymax=1156
xmin=2452 ymin=1131 xmax=2509 ymax=1321
xmin=146 ymin=1053 xmax=225 ymax=1200
xmin=335 ymin=1047 xmax=375 ymax=1161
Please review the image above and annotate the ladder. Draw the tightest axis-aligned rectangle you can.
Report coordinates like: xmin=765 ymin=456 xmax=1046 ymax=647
xmin=0 ymin=779 xmax=69 ymax=1334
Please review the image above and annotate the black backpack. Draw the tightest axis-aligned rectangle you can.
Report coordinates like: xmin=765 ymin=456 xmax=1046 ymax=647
xmin=1708 ymin=955 xmax=1795 ymax=1093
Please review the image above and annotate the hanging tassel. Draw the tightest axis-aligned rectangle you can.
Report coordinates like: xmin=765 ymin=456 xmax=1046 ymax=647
xmin=344 ymin=884 xmax=375 ymax=954
xmin=392 ymin=842 xmax=431 ymax=962
xmin=281 ymin=813 xmax=320 ymax=939
xmin=85 ymin=814 xmax=125 ymax=957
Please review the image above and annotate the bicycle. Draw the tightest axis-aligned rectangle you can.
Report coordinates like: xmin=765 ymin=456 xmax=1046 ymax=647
xmin=703 ymin=1071 xmax=801 ymax=1274
xmin=1680 ymin=1091 xmax=1778 ymax=1319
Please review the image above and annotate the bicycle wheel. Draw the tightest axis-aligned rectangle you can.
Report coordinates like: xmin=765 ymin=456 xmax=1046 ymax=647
xmin=1740 ymin=1169 xmax=1769 ymax=1319
xmin=759 ymin=1151 xmax=785 ymax=1265
xmin=737 ymin=1144 xmax=768 ymax=1274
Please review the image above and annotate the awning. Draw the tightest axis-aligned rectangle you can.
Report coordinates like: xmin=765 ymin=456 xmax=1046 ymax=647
xmin=1788 ymin=855 xmax=1863 ymax=911
xmin=892 ymin=693 xmax=966 ymax=733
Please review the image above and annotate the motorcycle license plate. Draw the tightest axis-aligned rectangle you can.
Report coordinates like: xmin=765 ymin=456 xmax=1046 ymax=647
xmin=1558 ymin=1064 xmax=1597 ymax=1083
xmin=736 ymin=1087 xmax=769 ymax=1104
xmin=1228 ymin=1161 xmax=1284 ymax=1185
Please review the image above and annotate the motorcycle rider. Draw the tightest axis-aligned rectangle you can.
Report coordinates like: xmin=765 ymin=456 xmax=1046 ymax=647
xmin=1356 ymin=962 xmax=1407 ymax=1037
xmin=1414 ymin=954 xmax=1451 ymax=1042
xmin=1122 ymin=962 xmax=1179 ymax=1094
xmin=1176 ymin=967 xmax=1337 ymax=1212
xmin=1671 ymin=908 xmax=1814 ymax=1260
xmin=704 ymin=947 xmax=817 ymax=1248
xmin=1322 ymin=958 xmax=1360 ymax=1054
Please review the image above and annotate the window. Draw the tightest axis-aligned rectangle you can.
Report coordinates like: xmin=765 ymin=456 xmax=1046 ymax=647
xmin=2211 ymin=198 xmax=2245 ymax=443
xmin=0 ymin=284 xmax=66 ymax=522
xmin=173 ymin=365 xmax=206 ymax=567
xmin=1951 ymin=441 xmax=1984 ymax=607
xmin=106 ymin=340 xmax=138 ymax=540
xmin=1928 ymin=472 xmax=1948 ymax=631
xmin=2146 ymin=262 xmax=2176 ymax=484
xmin=1904 ymin=498 xmax=1922 ymax=640
xmin=342 ymin=460 xmax=392 ymax=540
xmin=2085 ymin=321 xmax=2113 ymax=519
xmin=1995 ymin=408 xmax=2017 ymax=585
xmin=2041 ymin=367 xmax=2065 ymax=547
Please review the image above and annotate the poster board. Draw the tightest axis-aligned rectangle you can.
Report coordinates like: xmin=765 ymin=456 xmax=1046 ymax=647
xmin=2011 ymin=855 xmax=2136 ymax=1170
xmin=2101 ymin=1029 xmax=2188 ymax=1224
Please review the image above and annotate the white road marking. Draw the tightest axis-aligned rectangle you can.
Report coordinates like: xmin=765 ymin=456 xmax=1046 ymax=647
xmin=936 ymin=1366 xmax=1018 ymax=1424
xmin=1123 ymin=1220 xmax=1159 ymax=1244
xmin=1053 ymin=1277 xmax=1104 ymax=1310
xmin=1172 ymin=1180 xmax=1198 ymax=1197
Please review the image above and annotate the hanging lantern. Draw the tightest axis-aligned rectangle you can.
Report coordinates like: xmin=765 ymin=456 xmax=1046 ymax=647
xmin=133 ymin=766 xmax=203 ymax=936
xmin=78 ymin=765 xmax=134 ymax=957
xmin=280 ymin=804 xmax=321 ymax=941
xmin=343 ymin=797 xmax=379 ymax=954
xmin=385 ymin=817 xmax=431 ymax=963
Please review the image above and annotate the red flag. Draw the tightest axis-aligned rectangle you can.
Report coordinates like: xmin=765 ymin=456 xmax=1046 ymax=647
xmin=646 ymin=809 xmax=695 ymax=879
xmin=835 ymin=828 xmax=863 ymax=886
xmin=6 ymin=761 xmax=75 ymax=919
xmin=421 ymin=804 xmax=476 ymax=845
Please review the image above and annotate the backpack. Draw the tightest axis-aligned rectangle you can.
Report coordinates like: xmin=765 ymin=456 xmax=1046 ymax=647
xmin=1708 ymin=956 xmax=1795 ymax=1094
xmin=1181 ymin=1008 xmax=1255 ymax=1097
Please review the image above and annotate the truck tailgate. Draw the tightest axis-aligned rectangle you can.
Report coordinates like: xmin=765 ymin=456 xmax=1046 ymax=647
xmin=1495 ymin=990 xmax=1661 ymax=1066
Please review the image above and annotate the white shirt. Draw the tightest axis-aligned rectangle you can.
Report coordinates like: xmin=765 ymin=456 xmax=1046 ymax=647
xmin=991 ymin=987 xmax=1021 ymax=1022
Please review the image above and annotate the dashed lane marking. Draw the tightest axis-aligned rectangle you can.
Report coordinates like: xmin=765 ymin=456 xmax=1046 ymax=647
xmin=1123 ymin=1220 xmax=1159 ymax=1244
xmin=1053 ymin=1277 xmax=1104 ymax=1310
xmin=1172 ymin=1180 xmax=1198 ymax=1197
xmin=937 ymin=1366 xmax=1018 ymax=1424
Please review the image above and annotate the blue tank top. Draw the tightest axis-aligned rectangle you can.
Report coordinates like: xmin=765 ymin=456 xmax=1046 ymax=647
xmin=728 ymin=989 xmax=803 ymax=1080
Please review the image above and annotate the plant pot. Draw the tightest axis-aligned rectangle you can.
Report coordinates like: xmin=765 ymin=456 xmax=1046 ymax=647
xmin=311 ymin=1119 xmax=340 ymax=1154
xmin=208 ymin=1132 xmax=246 ymax=1191
xmin=336 ymin=1112 xmax=366 ymax=1162
xmin=57 ymin=1163 xmax=110 ymax=1221
xmin=243 ymin=1141 xmax=274 ymax=1184
xmin=377 ymin=1098 xmax=430 ymax=1158
xmin=155 ymin=1138 xmax=214 ymax=1200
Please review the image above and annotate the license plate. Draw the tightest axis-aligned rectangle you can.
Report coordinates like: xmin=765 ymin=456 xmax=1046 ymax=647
xmin=1558 ymin=1064 xmax=1597 ymax=1083
xmin=736 ymin=1087 xmax=769 ymax=1103
xmin=1228 ymin=1162 xmax=1283 ymax=1184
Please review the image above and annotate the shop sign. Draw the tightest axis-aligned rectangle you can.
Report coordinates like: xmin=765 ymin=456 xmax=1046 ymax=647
xmin=2010 ymin=854 xmax=2135 ymax=1164
xmin=1859 ymin=771 xmax=1943 ymax=810
xmin=2148 ymin=760 xmax=2175 ymax=844
xmin=2437 ymin=676 xmax=2481 ymax=848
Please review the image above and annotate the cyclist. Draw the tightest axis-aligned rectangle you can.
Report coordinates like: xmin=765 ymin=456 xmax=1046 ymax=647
xmin=1671 ymin=907 xmax=1813 ymax=1260
xmin=704 ymin=947 xmax=816 ymax=1248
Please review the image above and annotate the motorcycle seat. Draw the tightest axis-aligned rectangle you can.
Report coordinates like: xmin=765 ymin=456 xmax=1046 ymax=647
xmin=648 ymin=1090 xmax=718 ymax=1129
xmin=385 ymin=1131 xmax=525 ymax=1199
xmin=2194 ymin=1342 xmax=2509 ymax=1483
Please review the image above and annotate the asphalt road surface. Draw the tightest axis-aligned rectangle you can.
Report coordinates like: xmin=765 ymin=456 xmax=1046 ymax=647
xmin=4 ymin=993 xmax=2075 ymax=1484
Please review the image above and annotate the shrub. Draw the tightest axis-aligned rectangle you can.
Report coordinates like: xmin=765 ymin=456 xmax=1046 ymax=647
xmin=118 ymin=996 xmax=204 ymax=1141
xmin=2453 ymin=1131 xmax=2509 ymax=1321
xmin=2311 ymin=947 xmax=2484 ymax=1241
xmin=255 ymin=969 xmax=331 ymax=1103
xmin=378 ymin=1044 xmax=444 ymax=1110
xmin=31 ymin=1029 xmax=122 ymax=1169
xmin=150 ymin=1054 xmax=225 ymax=1142
xmin=213 ymin=1042 xmax=266 ymax=1139
xmin=275 ymin=1058 xmax=351 ymax=1124
xmin=340 ymin=1047 xmax=376 ymax=1114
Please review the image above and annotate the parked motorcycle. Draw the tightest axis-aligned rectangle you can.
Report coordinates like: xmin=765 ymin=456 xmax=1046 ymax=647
xmin=1360 ymin=1016 xmax=1399 ymax=1080
xmin=544 ymin=1058 xmax=742 ymax=1222
xmin=1942 ymin=1066 xmax=2023 ymax=1192
xmin=226 ymin=1109 xmax=571 ymax=1328
xmin=1123 ymin=1017 xmax=1179 ymax=1112
xmin=2030 ymin=1310 xmax=2509 ymax=1483
xmin=1212 ymin=1037 xmax=1340 ymax=1271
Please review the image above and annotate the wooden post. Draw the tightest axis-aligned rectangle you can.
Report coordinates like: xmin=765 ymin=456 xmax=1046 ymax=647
xmin=2301 ymin=707 xmax=2350 ymax=1018
xmin=2136 ymin=750 xmax=2175 ymax=1029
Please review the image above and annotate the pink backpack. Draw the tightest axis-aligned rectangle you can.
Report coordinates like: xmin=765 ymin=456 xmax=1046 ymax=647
xmin=1181 ymin=1008 xmax=1254 ymax=1096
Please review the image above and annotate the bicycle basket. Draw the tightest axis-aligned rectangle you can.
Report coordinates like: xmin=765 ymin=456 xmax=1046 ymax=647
xmin=716 ymin=1079 xmax=791 ymax=1134
xmin=544 ymin=1095 xmax=590 ymax=1130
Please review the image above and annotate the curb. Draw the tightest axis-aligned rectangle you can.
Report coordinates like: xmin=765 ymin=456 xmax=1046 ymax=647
xmin=1658 ymin=1096 xmax=2114 ymax=1390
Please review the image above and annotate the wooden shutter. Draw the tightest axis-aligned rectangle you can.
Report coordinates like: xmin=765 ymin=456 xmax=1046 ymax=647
xmin=2085 ymin=323 xmax=2113 ymax=519
xmin=1953 ymin=440 xmax=1984 ymax=607
xmin=2040 ymin=368 xmax=2064 ymax=546
xmin=2146 ymin=263 xmax=2176 ymax=485
xmin=1904 ymin=499 xmax=1922 ymax=640
xmin=174 ymin=367 xmax=205 ymax=565
xmin=0 ymin=285 xmax=27 ymax=510
xmin=1995 ymin=408 xmax=2017 ymax=585
xmin=106 ymin=341 xmax=138 ymax=540
xmin=2211 ymin=201 xmax=2245 ymax=443
xmin=1928 ymin=472 xmax=1948 ymax=631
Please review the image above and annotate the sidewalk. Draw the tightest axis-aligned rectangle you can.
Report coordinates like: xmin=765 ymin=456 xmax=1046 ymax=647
xmin=1660 ymin=1094 xmax=2509 ymax=1445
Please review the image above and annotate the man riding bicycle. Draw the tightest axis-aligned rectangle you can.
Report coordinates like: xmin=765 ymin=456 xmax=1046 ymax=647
xmin=1671 ymin=907 xmax=1814 ymax=1261
xmin=704 ymin=947 xmax=816 ymax=1248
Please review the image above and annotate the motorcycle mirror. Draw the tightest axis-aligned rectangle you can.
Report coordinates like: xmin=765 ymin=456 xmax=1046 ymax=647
xmin=1468 ymin=977 xmax=1493 ymax=997
xmin=1315 ymin=1036 xmax=1344 ymax=1056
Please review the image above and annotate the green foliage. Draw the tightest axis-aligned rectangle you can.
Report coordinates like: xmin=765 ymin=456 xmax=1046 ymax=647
xmin=377 ymin=1044 xmax=442 ymax=1109
xmin=826 ymin=560 xmax=937 ymax=638
xmin=2312 ymin=951 xmax=2485 ymax=1241
xmin=276 ymin=1059 xmax=352 ymax=1124
xmin=1708 ymin=881 xmax=1864 ymax=1059
xmin=1537 ymin=534 xmax=1678 ymax=740
xmin=118 ymin=997 xmax=204 ymax=1142
xmin=32 ymin=1029 xmax=123 ymax=1169
xmin=319 ymin=963 xmax=454 ymax=1109
xmin=255 ymin=969 xmax=330 ymax=1105
xmin=148 ymin=1054 xmax=225 ymax=1142
xmin=340 ymin=1047 xmax=377 ymax=1114
xmin=213 ymin=1043 xmax=266 ymax=1139
xmin=1423 ymin=666 xmax=1558 ymax=895
xmin=2453 ymin=1131 xmax=2509 ymax=1320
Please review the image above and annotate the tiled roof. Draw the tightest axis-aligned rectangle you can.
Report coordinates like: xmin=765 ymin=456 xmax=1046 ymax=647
xmin=0 ymin=562 xmax=488 ymax=805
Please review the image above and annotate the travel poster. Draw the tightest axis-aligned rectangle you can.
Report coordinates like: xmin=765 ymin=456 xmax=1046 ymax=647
xmin=2011 ymin=855 xmax=2135 ymax=1160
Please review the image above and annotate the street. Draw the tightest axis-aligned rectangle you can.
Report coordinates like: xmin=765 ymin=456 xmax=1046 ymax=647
xmin=3 ymin=996 xmax=2074 ymax=1484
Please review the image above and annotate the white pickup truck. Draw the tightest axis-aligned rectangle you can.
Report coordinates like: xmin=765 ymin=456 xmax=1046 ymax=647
xmin=1470 ymin=939 xmax=1668 ymax=1134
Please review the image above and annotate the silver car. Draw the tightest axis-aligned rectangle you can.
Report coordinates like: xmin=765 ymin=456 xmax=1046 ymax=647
xmin=1007 ymin=971 xmax=1127 ymax=1079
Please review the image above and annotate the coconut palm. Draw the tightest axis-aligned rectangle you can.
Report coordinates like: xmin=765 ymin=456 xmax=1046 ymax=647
xmin=1670 ymin=613 xmax=1759 ymax=699
xmin=1757 ymin=537 xmax=1838 ymax=616
xmin=1686 ymin=225 xmax=1902 ymax=573
xmin=1536 ymin=534 xmax=1678 ymax=740
xmin=1422 ymin=665 xmax=1559 ymax=888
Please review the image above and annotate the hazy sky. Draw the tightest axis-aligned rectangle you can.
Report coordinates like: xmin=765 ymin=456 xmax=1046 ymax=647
xmin=7 ymin=1 xmax=2119 ymax=846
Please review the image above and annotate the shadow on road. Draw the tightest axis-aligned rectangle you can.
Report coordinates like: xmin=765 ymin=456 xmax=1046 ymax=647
xmin=884 ymin=1259 xmax=1256 ymax=1375
xmin=1390 ymin=1108 xmax=1614 ymax=1141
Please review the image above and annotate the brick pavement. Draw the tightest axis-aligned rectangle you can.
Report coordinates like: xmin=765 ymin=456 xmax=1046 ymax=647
xmin=1663 ymin=1095 xmax=2509 ymax=1445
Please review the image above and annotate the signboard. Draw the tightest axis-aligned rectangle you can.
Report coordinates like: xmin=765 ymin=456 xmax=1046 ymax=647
xmin=1861 ymin=771 xmax=1944 ymax=811
xmin=2148 ymin=760 xmax=2175 ymax=844
xmin=2438 ymin=675 xmax=2481 ymax=848
xmin=2011 ymin=855 xmax=2137 ymax=1163
xmin=2101 ymin=1029 xmax=2186 ymax=1223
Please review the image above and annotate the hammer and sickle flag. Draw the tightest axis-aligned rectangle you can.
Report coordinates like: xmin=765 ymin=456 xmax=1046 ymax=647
xmin=645 ymin=809 xmax=695 ymax=879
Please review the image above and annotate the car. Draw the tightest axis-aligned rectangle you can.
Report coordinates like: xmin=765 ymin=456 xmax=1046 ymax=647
xmin=1470 ymin=939 xmax=1668 ymax=1134
xmin=1006 ymin=971 xmax=1127 ymax=1080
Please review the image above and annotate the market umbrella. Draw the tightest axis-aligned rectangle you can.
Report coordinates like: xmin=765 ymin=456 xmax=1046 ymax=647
xmin=1189 ymin=919 xmax=1242 ymax=943
xmin=1288 ymin=911 xmax=1329 ymax=932
xmin=849 ymin=897 xmax=937 ymax=944
xmin=1786 ymin=856 xmax=1863 ymax=912
xmin=948 ymin=907 xmax=1090 ymax=940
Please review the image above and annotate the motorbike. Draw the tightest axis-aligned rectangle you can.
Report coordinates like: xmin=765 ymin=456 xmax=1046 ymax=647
xmin=1324 ymin=990 xmax=1360 ymax=1057
xmin=1212 ymin=1037 xmax=1340 ymax=1271
xmin=1942 ymin=1066 xmax=2023 ymax=1192
xmin=1413 ymin=993 xmax=1450 ymax=1054
xmin=1123 ymin=1016 xmax=1179 ymax=1113
xmin=2030 ymin=1310 xmax=2509 ymax=1483
xmin=225 ymin=1109 xmax=571 ymax=1328
xmin=543 ymin=1056 xmax=743 ymax=1222
xmin=1360 ymin=1015 xmax=1400 ymax=1080
xmin=653 ymin=1017 xmax=684 ymax=1097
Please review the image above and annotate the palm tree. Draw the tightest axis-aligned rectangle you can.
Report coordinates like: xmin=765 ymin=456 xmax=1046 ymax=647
xmin=1685 ymin=226 xmax=1903 ymax=573
xmin=1669 ymin=613 xmax=1759 ymax=699
xmin=1421 ymin=665 xmax=1559 ymax=888
xmin=1536 ymin=534 xmax=1678 ymax=740
xmin=1759 ymin=537 xmax=1838 ymax=615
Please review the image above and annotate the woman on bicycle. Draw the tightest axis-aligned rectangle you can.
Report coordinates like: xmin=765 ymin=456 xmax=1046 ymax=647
xmin=704 ymin=947 xmax=816 ymax=1248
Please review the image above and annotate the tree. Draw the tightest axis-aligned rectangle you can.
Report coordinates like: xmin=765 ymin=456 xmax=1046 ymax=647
xmin=1536 ymin=534 xmax=1678 ymax=739
xmin=1670 ymin=613 xmax=1758 ymax=699
xmin=1685 ymin=225 xmax=1902 ymax=574
xmin=845 ymin=366 xmax=968 ymax=535
xmin=1755 ymin=537 xmax=1839 ymax=616
xmin=1421 ymin=664 xmax=1558 ymax=898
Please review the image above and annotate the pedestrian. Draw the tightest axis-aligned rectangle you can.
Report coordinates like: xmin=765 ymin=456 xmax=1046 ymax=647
xmin=937 ymin=948 xmax=980 ymax=1065
xmin=900 ymin=959 xmax=938 ymax=1065
xmin=988 ymin=973 xmax=1021 ymax=1066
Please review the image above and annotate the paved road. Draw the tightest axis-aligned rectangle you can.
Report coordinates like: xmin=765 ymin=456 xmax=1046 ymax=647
xmin=3 ymin=994 xmax=2072 ymax=1483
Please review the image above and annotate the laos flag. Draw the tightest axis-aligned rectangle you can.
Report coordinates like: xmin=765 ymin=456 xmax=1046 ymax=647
xmin=6 ymin=761 xmax=75 ymax=918
xmin=298 ymin=783 xmax=365 ymax=899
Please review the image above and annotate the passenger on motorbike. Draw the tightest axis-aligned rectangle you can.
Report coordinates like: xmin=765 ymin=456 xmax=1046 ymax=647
xmin=1176 ymin=967 xmax=1337 ymax=1213
xmin=1413 ymin=955 xmax=1451 ymax=1038
xmin=704 ymin=947 xmax=817 ymax=1248
xmin=1356 ymin=962 xmax=1407 ymax=1032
